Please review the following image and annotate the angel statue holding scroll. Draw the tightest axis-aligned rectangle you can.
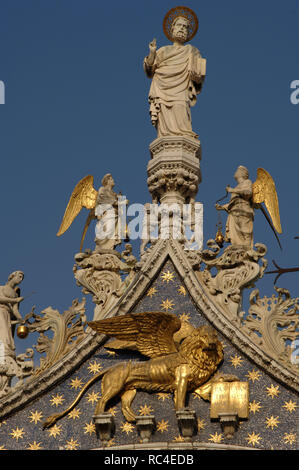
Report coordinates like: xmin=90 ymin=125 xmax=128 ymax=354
xmin=143 ymin=6 xmax=206 ymax=139
xmin=215 ymin=166 xmax=282 ymax=249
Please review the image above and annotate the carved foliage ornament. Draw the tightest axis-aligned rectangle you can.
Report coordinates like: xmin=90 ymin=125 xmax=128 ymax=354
xmin=199 ymin=241 xmax=268 ymax=320
xmin=26 ymin=298 xmax=87 ymax=375
xmin=73 ymin=248 xmax=137 ymax=321
xmin=242 ymin=287 xmax=299 ymax=372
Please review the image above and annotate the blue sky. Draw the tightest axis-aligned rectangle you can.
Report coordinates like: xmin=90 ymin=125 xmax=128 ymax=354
xmin=0 ymin=0 xmax=298 ymax=355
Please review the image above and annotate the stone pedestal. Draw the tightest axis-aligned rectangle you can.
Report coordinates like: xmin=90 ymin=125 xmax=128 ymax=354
xmin=219 ymin=413 xmax=239 ymax=439
xmin=136 ymin=415 xmax=156 ymax=443
xmin=147 ymin=136 xmax=201 ymax=205
xmin=176 ymin=409 xmax=197 ymax=441
xmin=93 ymin=413 xmax=115 ymax=444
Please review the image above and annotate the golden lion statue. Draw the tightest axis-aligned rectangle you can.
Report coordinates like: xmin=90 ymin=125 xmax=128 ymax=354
xmin=43 ymin=311 xmax=224 ymax=428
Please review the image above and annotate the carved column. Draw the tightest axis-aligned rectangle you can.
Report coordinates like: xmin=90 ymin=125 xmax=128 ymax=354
xmin=147 ymin=136 xmax=201 ymax=205
xmin=144 ymin=136 xmax=203 ymax=254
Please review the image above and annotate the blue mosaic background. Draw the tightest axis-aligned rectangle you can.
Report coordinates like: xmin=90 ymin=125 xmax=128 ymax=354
xmin=0 ymin=259 xmax=298 ymax=450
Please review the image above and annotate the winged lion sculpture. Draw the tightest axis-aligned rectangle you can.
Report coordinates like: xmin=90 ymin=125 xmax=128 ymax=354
xmin=43 ymin=311 xmax=224 ymax=428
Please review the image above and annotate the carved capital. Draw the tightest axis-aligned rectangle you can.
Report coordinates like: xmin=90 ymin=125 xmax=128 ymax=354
xmin=147 ymin=136 xmax=201 ymax=204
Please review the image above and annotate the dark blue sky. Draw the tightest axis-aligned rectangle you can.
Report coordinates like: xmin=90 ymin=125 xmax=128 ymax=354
xmin=0 ymin=0 xmax=298 ymax=355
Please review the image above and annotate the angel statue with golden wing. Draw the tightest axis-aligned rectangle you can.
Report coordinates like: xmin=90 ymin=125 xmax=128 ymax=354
xmin=57 ymin=173 xmax=127 ymax=252
xmin=215 ymin=166 xmax=282 ymax=249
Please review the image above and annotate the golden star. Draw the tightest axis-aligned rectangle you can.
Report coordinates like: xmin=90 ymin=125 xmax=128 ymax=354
xmin=147 ymin=287 xmax=157 ymax=298
xmin=283 ymin=432 xmax=296 ymax=445
xmin=108 ymin=406 xmax=118 ymax=416
xmin=0 ymin=445 xmax=6 ymax=450
xmin=157 ymin=393 xmax=171 ymax=401
xmin=178 ymin=285 xmax=186 ymax=296
xmin=10 ymin=427 xmax=25 ymax=441
xmin=229 ymin=355 xmax=243 ymax=368
xmin=282 ymin=400 xmax=297 ymax=413
xmin=161 ymin=271 xmax=175 ymax=283
xmin=157 ymin=419 xmax=169 ymax=433
xmin=246 ymin=369 xmax=262 ymax=382
xmin=28 ymin=410 xmax=43 ymax=424
xmin=50 ymin=394 xmax=64 ymax=407
xmin=87 ymin=360 xmax=102 ymax=374
xmin=86 ymin=391 xmax=100 ymax=404
xmin=0 ymin=421 xmax=7 ymax=427
xmin=208 ymin=432 xmax=223 ymax=443
xmin=27 ymin=441 xmax=43 ymax=450
xmin=266 ymin=384 xmax=280 ymax=399
xmin=83 ymin=421 xmax=96 ymax=436
xmin=246 ymin=432 xmax=261 ymax=447
xmin=197 ymin=418 xmax=206 ymax=431
xmin=65 ymin=438 xmax=79 ymax=450
xmin=67 ymin=408 xmax=81 ymax=420
xmin=106 ymin=438 xmax=115 ymax=447
xmin=249 ymin=400 xmax=262 ymax=414
xmin=139 ymin=404 xmax=154 ymax=416
xmin=179 ymin=313 xmax=191 ymax=322
xmin=173 ymin=435 xmax=185 ymax=442
xmin=265 ymin=415 xmax=280 ymax=429
xmin=70 ymin=377 xmax=84 ymax=390
xmin=120 ymin=422 xmax=134 ymax=435
xmin=161 ymin=299 xmax=175 ymax=311
xmin=47 ymin=424 xmax=62 ymax=438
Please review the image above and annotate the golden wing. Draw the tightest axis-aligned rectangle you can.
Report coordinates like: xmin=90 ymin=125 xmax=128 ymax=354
xmin=88 ymin=311 xmax=181 ymax=359
xmin=252 ymin=168 xmax=282 ymax=234
xmin=57 ymin=175 xmax=98 ymax=237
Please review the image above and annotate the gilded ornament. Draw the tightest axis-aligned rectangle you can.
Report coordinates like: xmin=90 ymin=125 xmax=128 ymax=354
xmin=83 ymin=421 xmax=96 ymax=436
xmin=28 ymin=410 xmax=43 ymax=424
xmin=266 ymin=384 xmax=280 ymax=399
xmin=16 ymin=324 xmax=29 ymax=339
xmin=161 ymin=270 xmax=175 ymax=283
xmin=160 ymin=298 xmax=175 ymax=311
xmin=283 ymin=433 xmax=296 ymax=445
xmin=208 ymin=432 xmax=223 ymax=443
xmin=47 ymin=424 xmax=62 ymax=438
xmin=246 ymin=431 xmax=261 ymax=447
xmin=156 ymin=419 xmax=169 ymax=433
xmin=9 ymin=427 xmax=25 ymax=441
xmin=282 ymin=400 xmax=297 ymax=413
xmin=27 ymin=441 xmax=43 ymax=450
xmin=265 ymin=415 xmax=280 ymax=430
xmin=249 ymin=400 xmax=262 ymax=414
xmin=65 ymin=438 xmax=79 ymax=450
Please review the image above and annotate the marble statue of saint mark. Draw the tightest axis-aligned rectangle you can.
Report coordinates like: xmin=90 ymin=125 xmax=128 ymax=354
xmin=144 ymin=10 xmax=206 ymax=139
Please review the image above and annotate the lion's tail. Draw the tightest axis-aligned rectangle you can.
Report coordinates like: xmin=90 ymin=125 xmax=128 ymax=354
xmin=43 ymin=367 xmax=108 ymax=429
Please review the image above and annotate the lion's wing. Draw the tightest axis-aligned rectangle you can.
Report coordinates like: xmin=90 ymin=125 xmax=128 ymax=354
xmin=88 ymin=311 xmax=181 ymax=358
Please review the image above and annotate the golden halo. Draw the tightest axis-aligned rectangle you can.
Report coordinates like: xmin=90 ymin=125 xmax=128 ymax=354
xmin=163 ymin=6 xmax=199 ymax=42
